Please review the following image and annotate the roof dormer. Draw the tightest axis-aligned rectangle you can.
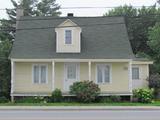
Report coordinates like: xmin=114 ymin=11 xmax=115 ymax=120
xmin=55 ymin=19 xmax=82 ymax=53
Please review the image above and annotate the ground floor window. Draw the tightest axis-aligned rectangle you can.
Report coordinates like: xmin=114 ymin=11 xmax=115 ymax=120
xmin=132 ymin=67 xmax=140 ymax=80
xmin=96 ymin=64 xmax=111 ymax=84
xmin=33 ymin=64 xmax=48 ymax=84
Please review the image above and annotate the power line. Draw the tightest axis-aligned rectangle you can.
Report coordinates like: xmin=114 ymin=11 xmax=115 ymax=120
xmin=0 ymin=5 xmax=156 ymax=11
xmin=0 ymin=22 xmax=125 ymax=31
xmin=1 ymin=13 xmax=160 ymax=22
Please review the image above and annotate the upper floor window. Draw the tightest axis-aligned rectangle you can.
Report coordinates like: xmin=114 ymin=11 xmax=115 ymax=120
xmin=132 ymin=67 xmax=140 ymax=80
xmin=65 ymin=30 xmax=72 ymax=44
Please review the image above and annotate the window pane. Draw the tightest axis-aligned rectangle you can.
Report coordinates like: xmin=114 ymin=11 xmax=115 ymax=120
xmin=65 ymin=30 xmax=72 ymax=44
xmin=41 ymin=66 xmax=47 ymax=83
xmin=67 ymin=64 xmax=76 ymax=79
xmin=97 ymin=65 xmax=103 ymax=83
xmin=104 ymin=65 xmax=110 ymax=83
xmin=132 ymin=67 xmax=139 ymax=80
xmin=33 ymin=66 xmax=39 ymax=84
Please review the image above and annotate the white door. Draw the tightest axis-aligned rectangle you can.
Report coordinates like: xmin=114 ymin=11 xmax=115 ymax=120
xmin=64 ymin=63 xmax=79 ymax=91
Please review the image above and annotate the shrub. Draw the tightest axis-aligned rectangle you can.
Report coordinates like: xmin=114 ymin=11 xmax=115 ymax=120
xmin=100 ymin=96 xmax=121 ymax=103
xmin=147 ymin=74 xmax=160 ymax=89
xmin=0 ymin=96 xmax=9 ymax=103
xmin=133 ymin=88 xmax=154 ymax=103
xmin=50 ymin=88 xmax=62 ymax=102
xmin=70 ymin=80 xmax=100 ymax=103
xmin=16 ymin=96 xmax=45 ymax=103
xmin=110 ymin=95 xmax=121 ymax=102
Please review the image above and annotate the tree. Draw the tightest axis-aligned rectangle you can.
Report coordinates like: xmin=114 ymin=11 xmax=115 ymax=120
xmin=0 ymin=39 xmax=12 ymax=98
xmin=104 ymin=5 xmax=160 ymax=55
xmin=35 ymin=0 xmax=61 ymax=16
xmin=148 ymin=23 xmax=160 ymax=73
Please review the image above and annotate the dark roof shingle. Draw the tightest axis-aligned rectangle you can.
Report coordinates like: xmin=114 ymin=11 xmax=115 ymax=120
xmin=10 ymin=16 xmax=134 ymax=59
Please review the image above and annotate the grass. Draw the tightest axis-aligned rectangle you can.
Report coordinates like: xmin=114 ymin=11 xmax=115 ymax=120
xmin=0 ymin=101 xmax=160 ymax=106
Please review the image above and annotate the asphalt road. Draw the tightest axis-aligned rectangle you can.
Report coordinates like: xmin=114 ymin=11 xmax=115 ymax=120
xmin=0 ymin=109 xmax=159 ymax=120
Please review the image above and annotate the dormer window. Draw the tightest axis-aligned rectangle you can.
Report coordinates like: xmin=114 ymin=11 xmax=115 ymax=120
xmin=55 ymin=19 xmax=82 ymax=53
xmin=65 ymin=30 xmax=72 ymax=44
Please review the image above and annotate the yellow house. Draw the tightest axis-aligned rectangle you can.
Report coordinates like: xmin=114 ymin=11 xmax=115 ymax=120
xmin=10 ymin=13 xmax=153 ymax=101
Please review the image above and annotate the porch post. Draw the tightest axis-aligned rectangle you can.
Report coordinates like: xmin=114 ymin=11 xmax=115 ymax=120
xmin=52 ymin=60 xmax=55 ymax=91
xmin=11 ymin=60 xmax=15 ymax=102
xmin=88 ymin=61 xmax=91 ymax=81
xmin=129 ymin=61 xmax=132 ymax=93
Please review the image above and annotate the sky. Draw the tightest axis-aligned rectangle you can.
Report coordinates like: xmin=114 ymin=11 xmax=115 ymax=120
xmin=0 ymin=0 xmax=157 ymax=19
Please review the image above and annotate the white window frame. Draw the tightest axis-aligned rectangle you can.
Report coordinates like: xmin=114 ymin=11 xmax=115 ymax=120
xmin=64 ymin=29 xmax=72 ymax=45
xmin=96 ymin=64 xmax=112 ymax=84
xmin=132 ymin=66 xmax=140 ymax=80
xmin=32 ymin=64 xmax=48 ymax=84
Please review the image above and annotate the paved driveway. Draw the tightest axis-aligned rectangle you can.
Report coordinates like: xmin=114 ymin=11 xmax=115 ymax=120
xmin=0 ymin=109 xmax=159 ymax=120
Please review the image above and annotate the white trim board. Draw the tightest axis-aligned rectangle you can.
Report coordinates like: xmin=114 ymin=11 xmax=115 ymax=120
xmin=11 ymin=59 xmax=132 ymax=62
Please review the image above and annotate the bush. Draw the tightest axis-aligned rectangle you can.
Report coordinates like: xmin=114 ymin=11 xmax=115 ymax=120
xmin=147 ymin=74 xmax=160 ymax=89
xmin=0 ymin=96 xmax=9 ymax=103
xmin=50 ymin=88 xmax=62 ymax=102
xmin=16 ymin=96 xmax=45 ymax=103
xmin=100 ymin=96 xmax=121 ymax=103
xmin=133 ymin=88 xmax=154 ymax=103
xmin=70 ymin=80 xmax=100 ymax=103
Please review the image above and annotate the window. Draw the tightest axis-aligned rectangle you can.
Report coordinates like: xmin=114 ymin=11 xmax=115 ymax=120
xmin=132 ymin=67 xmax=139 ymax=80
xmin=66 ymin=63 xmax=77 ymax=80
xmin=33 ymin=65 xmax=47 ymax=84
xmin=65 ymin=30 xmax=72 ymax=44
xmin=97 ymin=64 xmax=111 ymax=84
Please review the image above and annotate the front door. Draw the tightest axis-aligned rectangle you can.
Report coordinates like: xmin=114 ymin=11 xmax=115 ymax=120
xmin=64 ymin=63 xmax=79 ymax=91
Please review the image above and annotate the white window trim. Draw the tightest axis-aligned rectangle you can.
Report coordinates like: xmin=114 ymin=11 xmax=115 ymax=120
xmin=132 ymin=66 xmax=141 ymax=80
xmin=64 ymin=29 xmax=73 ymax=45
xmin=96 ymin=64 xmax=112 ymax=84
xmin=32 ymin=64 xmax=48 ymax=84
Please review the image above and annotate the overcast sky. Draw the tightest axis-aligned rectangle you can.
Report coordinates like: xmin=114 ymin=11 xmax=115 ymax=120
xmin=0 ymin=0 xmax=157 ymax=19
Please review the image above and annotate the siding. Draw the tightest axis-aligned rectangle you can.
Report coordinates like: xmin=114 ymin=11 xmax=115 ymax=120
xmin=14 ymin=62 xmax=130 ymax=94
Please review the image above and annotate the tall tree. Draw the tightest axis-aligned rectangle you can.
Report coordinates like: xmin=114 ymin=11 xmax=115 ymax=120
xmin=35 ymin=0 xmax=61 ymax=16
xmin=104 ymin=5 xmax=160 ymax=55
xmin=148 ymin=23 xmax=160 ymax=73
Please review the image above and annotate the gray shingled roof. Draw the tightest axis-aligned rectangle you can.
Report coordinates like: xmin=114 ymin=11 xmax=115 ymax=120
xmin=10 ymin=16 xmax=134 ymax=59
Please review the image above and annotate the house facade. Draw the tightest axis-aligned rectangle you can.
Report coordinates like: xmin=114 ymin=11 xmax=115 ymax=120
xmin=10 ymin=13 xmax=152 ymax=100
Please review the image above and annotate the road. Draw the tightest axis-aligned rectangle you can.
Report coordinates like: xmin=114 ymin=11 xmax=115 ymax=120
xmin=0 ymin=109 xmax=159 ymax=120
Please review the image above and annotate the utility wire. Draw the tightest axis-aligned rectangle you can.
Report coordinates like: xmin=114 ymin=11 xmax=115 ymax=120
xmin=0 ymin=5 xmax=156 ymax=11
xmin=0 ymin=22 xmax=124 ymax=31
xmin=0 ymin=13 xmax=160 ymax=22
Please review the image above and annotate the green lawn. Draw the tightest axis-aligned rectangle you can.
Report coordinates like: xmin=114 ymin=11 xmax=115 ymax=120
xmin=1 ymin=101 xmax=160 ymax=106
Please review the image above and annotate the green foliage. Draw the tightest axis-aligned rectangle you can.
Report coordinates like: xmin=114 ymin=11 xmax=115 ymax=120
xmin=105 ymin=5 xmax=160 ymax=55
xmin=15 ymin=96 xmax=46 ymax=103
xmin=0 ymin=40 xmax=12 ymax=98
xmin=0 ymin=96 xmax=9 ymax=103
xmin=50 ymin=88 xmax=62 ymax=102
xmin=147 ymin=73 xmax=160 ymax=89
xmin=100 ymin=96 xmax=121 ymax=103
xmin=133 ymin=88 xmax=154 ymax=103
xmin=70 ymin=80 xmax=100 ymax=103
xmin=35 ymin=0 xmax=61 ymax=16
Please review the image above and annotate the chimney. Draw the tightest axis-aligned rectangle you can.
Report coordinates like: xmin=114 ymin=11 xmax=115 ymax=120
xmin=67 ymin=13 xmax=74 ymax=17
xmin=16 ymin=5 xmax=24 ymax=28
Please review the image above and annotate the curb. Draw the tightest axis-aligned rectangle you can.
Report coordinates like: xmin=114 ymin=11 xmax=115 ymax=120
xmin=0 ymin=106 xmax=160 ymax=111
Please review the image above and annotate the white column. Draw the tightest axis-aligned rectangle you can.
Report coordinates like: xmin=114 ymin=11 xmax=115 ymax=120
xmin=88 ymin=61 xmax=91 ymax=81
xmin=11 ymin=60 xmax=15 ymax=102
xmin=52 ymin=61 xmax=55 ymax=91
xmin=129 ymin=61 xmax=132 ymax=93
